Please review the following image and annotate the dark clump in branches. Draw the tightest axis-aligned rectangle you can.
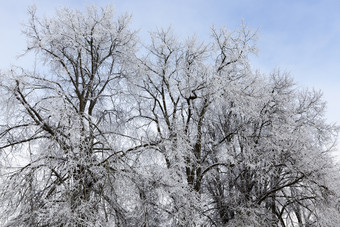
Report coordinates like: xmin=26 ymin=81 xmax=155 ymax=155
xmin=0 ymin=5 xmax=339 ymax=227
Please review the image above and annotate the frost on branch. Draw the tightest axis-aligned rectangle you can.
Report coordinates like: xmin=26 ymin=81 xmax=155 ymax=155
xmin=0 ymin=5 xmax=340 ymax=227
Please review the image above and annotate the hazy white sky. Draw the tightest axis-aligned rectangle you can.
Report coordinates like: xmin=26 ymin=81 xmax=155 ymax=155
xmin=1 ymin=0 xmax=340 ymax=154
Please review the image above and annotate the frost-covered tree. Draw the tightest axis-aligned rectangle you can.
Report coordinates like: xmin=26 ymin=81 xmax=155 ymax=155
xmin=1 ymin=5 xmax=339 ymax=227
xmin=129 ymin=26 xmax=340 ymax=226
xmin=0 ymin=5 xmax=139 ymax=226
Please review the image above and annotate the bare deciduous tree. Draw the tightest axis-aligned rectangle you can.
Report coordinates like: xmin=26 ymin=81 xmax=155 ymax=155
xmin=1 ymin=5 xmax=339 ymax=227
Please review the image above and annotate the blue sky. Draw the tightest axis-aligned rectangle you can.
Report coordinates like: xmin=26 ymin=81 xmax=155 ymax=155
xmin=1 ymin=0 xmax=340 ymax=154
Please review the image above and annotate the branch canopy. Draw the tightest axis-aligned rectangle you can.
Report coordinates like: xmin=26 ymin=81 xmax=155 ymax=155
xmin=0 ymin=4 xmax=339 ymax=227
